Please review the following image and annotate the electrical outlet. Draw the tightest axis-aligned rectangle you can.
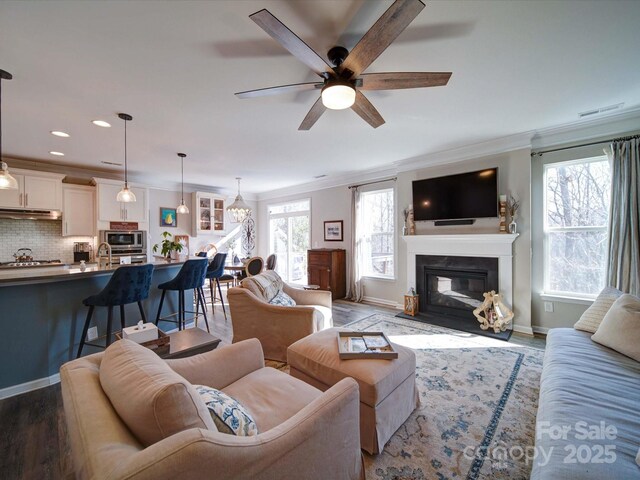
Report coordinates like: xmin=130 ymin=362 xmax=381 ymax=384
xmin=544 ymin=301 xmax=554 ymax=313
xmin=87 ymin=326 xmax=98 ymax=341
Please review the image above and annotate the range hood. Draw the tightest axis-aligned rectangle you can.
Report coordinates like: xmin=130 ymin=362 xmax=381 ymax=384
xmin=0 ymin=208 xmax=62 ymax=220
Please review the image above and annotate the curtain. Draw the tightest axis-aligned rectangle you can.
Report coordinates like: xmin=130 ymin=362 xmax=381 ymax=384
xmin=347 ymin=187 xmax=364 ymax=302
xmin=606 ymin=137 xmax=640 ymax=296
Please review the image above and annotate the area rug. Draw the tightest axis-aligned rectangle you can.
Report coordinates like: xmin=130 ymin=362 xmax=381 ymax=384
xmin=345 ymin=314 xmax=544 ymax=480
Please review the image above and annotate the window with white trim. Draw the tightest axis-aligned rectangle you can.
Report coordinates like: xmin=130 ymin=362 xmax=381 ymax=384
xmin=543 ymin=156 xmax=611 ymax=297
xmin=359 ymin=188 xmax=395 ymax=279
xmin=268 ymin=199 xmax=310 ymax=284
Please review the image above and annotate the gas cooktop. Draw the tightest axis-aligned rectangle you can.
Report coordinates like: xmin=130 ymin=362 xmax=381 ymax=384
xmin=0 ymin=260 xmax=64 ymax=269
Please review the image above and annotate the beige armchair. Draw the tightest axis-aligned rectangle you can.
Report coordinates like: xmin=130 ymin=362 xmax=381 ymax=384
xmin=61 ymin=339 xmax=364 ymax=480
xmin=228 ymin=271 xmax=333 ymax=362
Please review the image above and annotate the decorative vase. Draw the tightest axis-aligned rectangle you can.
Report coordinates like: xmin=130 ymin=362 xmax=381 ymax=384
xmin=508 ymin=220 xmax=517 ymax=234
xmin=402 ymin=224 xmax=408 ymax=236
xmin=170 ymin=250 xmax=179 ymax=260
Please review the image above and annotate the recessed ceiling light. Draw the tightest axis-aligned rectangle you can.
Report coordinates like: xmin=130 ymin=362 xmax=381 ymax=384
xmin=50 ymin=130 xmax=70 ymax=137
xmin=92 ymin=120 xmax=111 ymax=127
xmin=49 ymin=151 xmax=65 ymax=156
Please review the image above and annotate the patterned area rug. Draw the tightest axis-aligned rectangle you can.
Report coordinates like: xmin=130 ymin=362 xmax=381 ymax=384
xmin=346 ymin=314 xmax=545 ymax=480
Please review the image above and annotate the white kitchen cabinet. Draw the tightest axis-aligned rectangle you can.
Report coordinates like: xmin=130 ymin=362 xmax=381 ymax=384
xmin=62 ymin=185 xmax=95 ymax=237
xmin=193 ymin=191 xmax=226 ymax=235
xmin=0 ymin=169 xmax=63 ymax=210
xmin=0 ymin=174 xmax=24 ymax=208
xmin=96 ymin=181 xmax=148 ymax=222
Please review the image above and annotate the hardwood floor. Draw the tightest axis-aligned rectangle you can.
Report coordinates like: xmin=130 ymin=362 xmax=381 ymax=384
xmin=0 ymin=296 xmax=545 ymax=479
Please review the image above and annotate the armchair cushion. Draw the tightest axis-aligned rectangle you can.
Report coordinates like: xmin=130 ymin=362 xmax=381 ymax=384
xmin=223 ymin=367 xmax=323 ymax=433
xmin=241 ymin=270 xmax=283 ymax=302
xmin=194 ymin=385 xmax=258 ymax=436
xmin=99 ymin=339 xmax=216 ymax=447
xmin=269 ymin=290 xmax=296 ymax=306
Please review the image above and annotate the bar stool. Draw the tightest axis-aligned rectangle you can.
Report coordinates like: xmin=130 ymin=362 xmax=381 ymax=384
xmin=203 ymin=252 xmax=232 ymax=321
xmin=76 ymin=264 xmax=154 ymax=358
xmin=155 ymin=258 xmax=209 ymax=332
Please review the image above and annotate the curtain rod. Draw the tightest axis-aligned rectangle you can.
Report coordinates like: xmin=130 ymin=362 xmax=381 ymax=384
xmin=348 ymin=177 xmax=397 ymax=190
xmin=531 ymin=133 xmax=640 ymax=157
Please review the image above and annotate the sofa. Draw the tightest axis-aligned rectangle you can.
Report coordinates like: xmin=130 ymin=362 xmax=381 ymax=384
xmin=531 ymin=328 xmax=640 ymax=479
xmin=61 ymin=338 xmax=364 ymax=480
xmin=228 ymin=271 xmax=333 ymax=362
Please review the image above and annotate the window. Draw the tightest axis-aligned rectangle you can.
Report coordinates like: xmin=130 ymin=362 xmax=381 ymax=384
xmin=359 ymin=188 xmax=395 ymax=279
xmin=268 ymin=199 xmax=310 ymax=284
xmin=543 ymin=156 xmax=611 ymax=297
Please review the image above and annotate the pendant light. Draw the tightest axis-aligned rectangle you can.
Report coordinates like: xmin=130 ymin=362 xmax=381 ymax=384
xmin=116 ymin=113 xmax=136 ymax=203
xmin=226 ymin=177 xmax=251 ymax=223
xmin=0 ymin=69 xmax=18 ymax=190
xmin=176 ymin=153 xmax=189 ymax=214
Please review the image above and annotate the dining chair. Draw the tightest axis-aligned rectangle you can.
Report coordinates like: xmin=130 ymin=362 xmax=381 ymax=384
xmin=266 ymin=253 xmax=277 ymax=271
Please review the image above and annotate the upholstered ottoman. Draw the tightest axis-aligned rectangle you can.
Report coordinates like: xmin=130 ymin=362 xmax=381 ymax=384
xmin=288 ymin=327 xmax=419 ymax=454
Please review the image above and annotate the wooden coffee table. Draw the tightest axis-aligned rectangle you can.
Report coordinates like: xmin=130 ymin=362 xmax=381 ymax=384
xmin=160 ymin=328 xmax=221 ymax=359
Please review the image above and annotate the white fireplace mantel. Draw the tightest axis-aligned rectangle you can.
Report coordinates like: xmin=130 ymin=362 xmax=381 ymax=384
xmin=403 ymin=233 xmax=519 ymax=312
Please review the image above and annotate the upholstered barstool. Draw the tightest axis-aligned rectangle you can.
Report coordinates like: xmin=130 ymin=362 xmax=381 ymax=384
xmin=76 ymin=264 xmax=154 ymax=358
xmin=155 ymin=258 xmax=209 ymax=332
xmin=203 ymin=252 xmax=233 ymax=321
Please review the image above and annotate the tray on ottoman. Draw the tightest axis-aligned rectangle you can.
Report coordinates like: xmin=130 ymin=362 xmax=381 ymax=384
xmin=337 ymin=331 xmax=398 ymax=360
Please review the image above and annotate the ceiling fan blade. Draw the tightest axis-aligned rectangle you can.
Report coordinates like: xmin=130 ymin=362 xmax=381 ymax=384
xmin=340 ymin=0 xmax=425 ymax=78
xmin=359 ymin=72 xmax=451 ymax=90
xmin=351 ymin=91 xmax=385 ymax=129
xmin=250 ymin=9 xmax=332 ymax=76
xmin=299 ymin=97 xmax=327 ymax=130
xmin=235 ymin=82 xmax=323 ymax=99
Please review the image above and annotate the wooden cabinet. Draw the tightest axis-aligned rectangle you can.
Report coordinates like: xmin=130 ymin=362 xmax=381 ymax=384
xmin=62 ymin=185 xmax=95 ymax=237
xmin=307 ymin=249 xmax=346 ymax=299
xmin=194 ymin=192 xmax=226 ymax=235
xmin=96 ymin=182 xmax=148 ymax=222
xmin=0 ymin=169 xmax=63 ymax=210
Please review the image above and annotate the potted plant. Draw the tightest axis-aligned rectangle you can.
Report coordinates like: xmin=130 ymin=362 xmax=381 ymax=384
xmin=153 ymin=231 xmax=184 ymax=260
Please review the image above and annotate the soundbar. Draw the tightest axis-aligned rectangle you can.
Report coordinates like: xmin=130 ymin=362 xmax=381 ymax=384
xmin=434 ymin=219 xmax=476 ymax=226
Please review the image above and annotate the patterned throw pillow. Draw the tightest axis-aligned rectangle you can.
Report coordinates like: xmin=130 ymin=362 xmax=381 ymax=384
xmin=194 ymin=385 xmax=258 ymax=436
xmin=573 ymin=286 xmax=623 ymax=333
xmin=269 ymin=290 xmax=297 ymax=307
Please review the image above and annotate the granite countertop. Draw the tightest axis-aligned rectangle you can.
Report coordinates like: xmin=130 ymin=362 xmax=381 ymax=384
xmin=0 ymin=258 xmax=189 ymax=287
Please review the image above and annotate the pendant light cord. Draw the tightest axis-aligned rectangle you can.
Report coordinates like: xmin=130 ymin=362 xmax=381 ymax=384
xmin=123 ymin=117 xmax=128 ymax=187
xmin=0 ymin=77 xmax=3 ymax=161
xmin=181 ymin=155 xmax=185 ymax=203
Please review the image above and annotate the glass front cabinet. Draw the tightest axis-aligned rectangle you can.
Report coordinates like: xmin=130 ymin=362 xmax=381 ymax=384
xmin=194 ymin=192 xmax=226 ymax=235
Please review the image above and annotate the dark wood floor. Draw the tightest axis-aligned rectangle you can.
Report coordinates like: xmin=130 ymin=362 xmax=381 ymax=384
xmin=0 ymin=297 xmax=544 ymax=479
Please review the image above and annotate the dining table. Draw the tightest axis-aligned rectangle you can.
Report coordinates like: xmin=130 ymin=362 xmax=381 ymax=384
xmin=224 ymin=262 xmax=247 ymax=286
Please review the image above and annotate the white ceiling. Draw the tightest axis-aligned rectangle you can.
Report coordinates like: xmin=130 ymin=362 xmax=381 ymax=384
xmin=1 ymin=0 xmax=639 ymax=194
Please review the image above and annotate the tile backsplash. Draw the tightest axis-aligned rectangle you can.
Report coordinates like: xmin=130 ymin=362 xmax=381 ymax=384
xmin=0 ymin=219 xmax=95 ymax=264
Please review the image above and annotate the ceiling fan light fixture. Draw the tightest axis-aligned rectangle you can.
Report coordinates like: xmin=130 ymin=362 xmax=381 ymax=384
xmin=321 ymin=81 xmax=356 ymax=110
xmin=226 ymin=177 xmax=252 ymax=223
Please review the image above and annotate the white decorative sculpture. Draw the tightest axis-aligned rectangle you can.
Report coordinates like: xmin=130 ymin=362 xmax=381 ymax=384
xmin=473 ymin=290 xmax=514 ymax=333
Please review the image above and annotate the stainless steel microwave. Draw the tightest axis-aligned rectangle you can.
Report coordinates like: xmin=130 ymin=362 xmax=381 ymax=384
xmin=99 ymin=230 xmax=147 ymax=253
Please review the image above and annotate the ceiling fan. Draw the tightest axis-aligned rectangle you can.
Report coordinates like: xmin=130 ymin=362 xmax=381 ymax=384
xmin=235 ymin=0 xmax=452 ymax=130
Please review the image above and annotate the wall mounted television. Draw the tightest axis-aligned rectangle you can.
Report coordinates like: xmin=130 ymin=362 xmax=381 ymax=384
xmin=412 ymin=168 xmax=498 ymax=221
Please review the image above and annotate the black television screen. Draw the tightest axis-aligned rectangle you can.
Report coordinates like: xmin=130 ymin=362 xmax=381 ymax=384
xmin=412 ymin=168 xmax=498 ymax=221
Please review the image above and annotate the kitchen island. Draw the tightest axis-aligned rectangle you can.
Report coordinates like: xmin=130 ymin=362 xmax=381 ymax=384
xmin=0 ymin=259 xmax=194 ymax=396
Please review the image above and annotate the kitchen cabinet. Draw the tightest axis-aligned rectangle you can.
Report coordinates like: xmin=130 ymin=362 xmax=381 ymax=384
xmin=193 ymin=191 xmax=226 ymax=235
xmin=307 ymin=249 xmax=346 ymax=299
xmin=0 ymin=169 xmax=63 ymax=210
xmin=62 ymin=185 xmax=95 ymax=236
xmin=96 ymin=182 xmax=148 ymax=223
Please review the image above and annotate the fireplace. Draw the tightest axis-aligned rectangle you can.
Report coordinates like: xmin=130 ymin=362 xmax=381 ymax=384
xmin=416 ymin=255 xmax=498 ymax=319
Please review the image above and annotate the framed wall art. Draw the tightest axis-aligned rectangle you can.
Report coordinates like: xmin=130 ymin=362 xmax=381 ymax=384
xmin=160 ymin=207 xmax=177 ymax=227
xmin=324 ymin=220 xmax=343 ymax=241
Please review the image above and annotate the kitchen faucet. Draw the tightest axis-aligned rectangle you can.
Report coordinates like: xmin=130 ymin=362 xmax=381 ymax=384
xmin=97 ymin=242 xmax=112 ymax=269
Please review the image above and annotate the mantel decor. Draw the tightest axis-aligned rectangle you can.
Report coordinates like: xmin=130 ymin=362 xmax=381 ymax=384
xmin=473 ymin=290 xmax=514 ymax=333
xmin=324 ymin=220 xmax=343 ymax=241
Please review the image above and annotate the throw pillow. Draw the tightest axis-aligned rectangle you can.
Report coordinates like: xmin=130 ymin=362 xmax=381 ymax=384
xmin=269 ymin=290 xmax=297 ymax=307
xmin=194 ymin=385 xmax=258 ymax=436
xmin=573 ymin=286 xmax=623 ymax=333
xmin=99 ymin=339 xmax=217 ymax=446
xmin=591 ymin=294 xmax=640 ymax=362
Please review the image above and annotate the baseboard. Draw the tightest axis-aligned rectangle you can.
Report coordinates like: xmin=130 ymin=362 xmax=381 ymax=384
xmin=0 ymin=373 xmax=60 ymax=400
xmin=532 ymin=326 xmax=550 ymax=335
xmin=362 ymin=296 xmax=403 ymax=310
xmin=512 ymin=324 xmax=534 ymax=336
